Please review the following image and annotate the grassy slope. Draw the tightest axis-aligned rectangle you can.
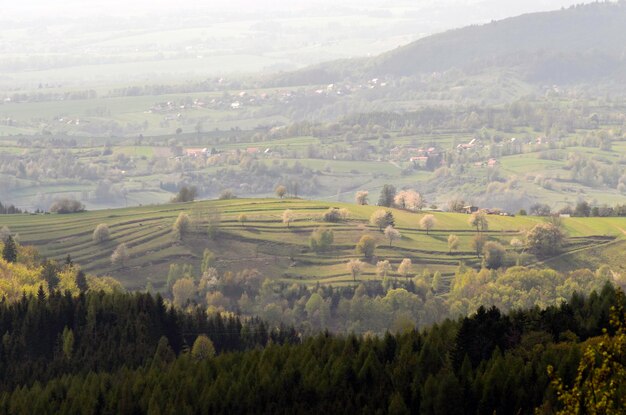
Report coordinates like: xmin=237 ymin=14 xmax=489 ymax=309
xmin=0 ymin=198 xmax=623 ymax=290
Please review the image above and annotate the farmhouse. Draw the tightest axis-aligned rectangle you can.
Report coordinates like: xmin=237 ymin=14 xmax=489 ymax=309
xmin=185 ymin=148 xmax=208 ymax=157
xmin=457 ymin=138 xmax=477 ymax=151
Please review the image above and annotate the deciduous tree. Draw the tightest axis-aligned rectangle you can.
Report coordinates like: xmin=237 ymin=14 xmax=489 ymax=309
xmin=448 ymin=234 xmax=460 ymax=254
xmin=384 ymin=225 xmax=401 ymax=247
xmin=172 ymin=278 xmax=196 ymax=308
xmin=469 ymin=210 xmax=488 ymax=233
xmin=471 ymin=234 xmax=486 ymax=257
xmin=483 ymin=241 xmax=506 ymax=269
xmin=111 ymin=243 xmax=129 ymax=267
xmin=370 ymin=209 xmax=394 ymax=232
xmin=347 ymin=259 xmax=364 ymax=282
xmin=275 ymin=185 xmax=287 ymax=199
xmin=397 ymin=258 xmax=412 ymax=280
xmin=376 ymin=260 xmax=392 ymax=278
xmin=282 ymin=209 xmax=295 ymax=228
xmin=356 ymin=235 xmax=376 ymax=259
xmin=92 ymin=223 xmax=110 ymax=243
xmin=527 ymin=223 xmax=564 ymax=257
xmin=420 ymin=214 xmax=437 ymax=235
xmin=173 ymin=212 xmax=191 ymax=239
xmin=309 ymin=228 xmax=334 ymax=253
xmin=355 ymin=190 xmax=369 ymax=205
xmin=191 ymin=335 xmax=216 ymax=361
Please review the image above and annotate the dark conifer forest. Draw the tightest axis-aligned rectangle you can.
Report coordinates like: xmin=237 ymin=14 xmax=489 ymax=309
xmin=0 ymin=284 xmax=624 ymax=414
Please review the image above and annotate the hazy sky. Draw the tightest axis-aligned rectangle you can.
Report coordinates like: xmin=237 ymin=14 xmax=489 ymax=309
xmin=4 ymin=0 xmax=589 ymax=20
xmin=0 ymin=0 xmax=596 ymax=88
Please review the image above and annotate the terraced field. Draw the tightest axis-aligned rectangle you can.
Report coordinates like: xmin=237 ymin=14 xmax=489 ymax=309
xmin=0 ymin=198 xmax=624 ymax=291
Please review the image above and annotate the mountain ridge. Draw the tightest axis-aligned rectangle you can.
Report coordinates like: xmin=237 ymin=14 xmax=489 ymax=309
xmin=270 ymin=2 xmax=626 ymax=86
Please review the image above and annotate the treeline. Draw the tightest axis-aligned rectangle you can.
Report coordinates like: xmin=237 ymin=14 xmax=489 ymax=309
xmin=166 ymin=259 xmax=613 ymax=335
xmin=0 ymin=291 xmax=297 ymax=391
xmin=0 ymin=284 xmax=623 ymax=414
xmin=0 ymin=202 xmax=21 ymax=214
xmin=529 ymin=201 xmax=626 ymax=217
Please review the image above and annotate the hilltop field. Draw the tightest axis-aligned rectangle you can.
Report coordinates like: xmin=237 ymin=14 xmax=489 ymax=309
xmin=0 ymin=197 xmax=624 ymax=291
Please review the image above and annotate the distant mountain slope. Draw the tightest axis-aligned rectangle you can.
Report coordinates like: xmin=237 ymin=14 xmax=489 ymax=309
xmin=274 ymin=2 xmax=626 ymax=85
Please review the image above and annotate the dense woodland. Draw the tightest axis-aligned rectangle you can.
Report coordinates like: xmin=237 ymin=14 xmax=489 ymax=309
xmin=0 ymin=283 xmax=623 ymax=413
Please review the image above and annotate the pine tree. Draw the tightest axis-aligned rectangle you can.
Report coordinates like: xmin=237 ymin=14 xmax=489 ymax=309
xmin=76 ymin=270 xmax=88 ymax=293
xmin=41 ymin=260 xmax=60 ymax=291
xmin=2 ymin=235 xmax=17 ymax=263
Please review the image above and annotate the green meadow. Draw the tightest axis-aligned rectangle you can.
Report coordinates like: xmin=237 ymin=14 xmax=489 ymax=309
xmin=1 ymin=198 xmax=623 ymax=291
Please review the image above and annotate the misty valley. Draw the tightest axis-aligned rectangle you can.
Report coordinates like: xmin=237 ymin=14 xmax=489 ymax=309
xmin=0 ymin=1 xmax=625 ymax=414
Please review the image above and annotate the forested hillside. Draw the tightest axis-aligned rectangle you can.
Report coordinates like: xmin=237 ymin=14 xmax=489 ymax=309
xmin=279 ymin=2 xmax=626 ymax=85
xmin=0 ymin=283 xmax=624 ymax=414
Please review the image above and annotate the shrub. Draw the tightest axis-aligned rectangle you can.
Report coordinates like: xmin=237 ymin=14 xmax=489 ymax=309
xmin=92 ymin=224 xmax=110 ymax=243
xmin=356 ymin=235 xmax=376 ymax=259
xmin=50 ymin=198 xmax=85 ymax=214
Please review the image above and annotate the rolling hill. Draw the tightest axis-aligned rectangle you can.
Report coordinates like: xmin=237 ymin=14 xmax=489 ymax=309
xmin=1 ymin=198 xmax=623 ymax=291
xmin=274 ymin=1 xmax=626 ymax=85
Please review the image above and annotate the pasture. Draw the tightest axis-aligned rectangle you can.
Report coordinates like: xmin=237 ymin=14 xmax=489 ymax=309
xmin=0 ymin=198 xmax=623 ymax=291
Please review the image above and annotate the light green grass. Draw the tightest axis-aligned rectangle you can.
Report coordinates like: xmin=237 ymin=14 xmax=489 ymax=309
xmin=0 ymin=198 xmax=623 ymax=290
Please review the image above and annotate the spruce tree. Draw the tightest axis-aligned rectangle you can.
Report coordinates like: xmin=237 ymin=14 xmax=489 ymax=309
xmin=2 ymin=235 xmax=17 ymax=263
xmin=76 ymin=270 xmax=88 ymax=293
xmin=41 ymin=260 xmax=60 ymax=291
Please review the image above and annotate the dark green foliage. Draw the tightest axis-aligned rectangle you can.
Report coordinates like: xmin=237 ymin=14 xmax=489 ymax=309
xmin=309 ymin=228 xmax=334 ymax=253
xmin=0 ymin=285 xmax=622 ymax=414
xmin=0 ymin=291 xmax=296 ymax=392
xmin=0 ymin=202 xmax=22 ymax=214
xmin=573 ymin=201 xmax=591 ymax=217
xmin=50 ymin=198 xmax=85 ymax=214
xmin=527 ymin=223 xmax=565 ymax=257
xmin=483 ymin=241 xmax=506 ymax=269
xmin=75 ymin=270 xmax=88 ymax=293
xmin=1 ymin=235 xmax=17 ymax=263
xmin=41 ymin=260 xmax=60 ymax=290
xmin=378 ymin=184 xmax=396 ymax=207
xmin=171 ymin=186 xmax=197 ymax=203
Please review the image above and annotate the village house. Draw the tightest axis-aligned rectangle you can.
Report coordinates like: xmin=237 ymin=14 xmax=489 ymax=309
xmin=185 ymin=148 xmax=208 ymax=158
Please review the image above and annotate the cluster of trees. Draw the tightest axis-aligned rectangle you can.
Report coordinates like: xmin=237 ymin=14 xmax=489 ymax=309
xmin=0 ymin=283 xmax=624 ymax=413
xmin=0 ymin=237 xmax=121 ymax=301
xmin=0 ymin=201 xmax=21 ymax=214
xmin=49 ymin=198 xmax=85 ymax=214
xmin=530 ymin=201 xmax=626 ymax=217
xmin=375 ymin=185 xmax=426 ymax=212
xmin=158 ymin=246 xmax=620 ymax=335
